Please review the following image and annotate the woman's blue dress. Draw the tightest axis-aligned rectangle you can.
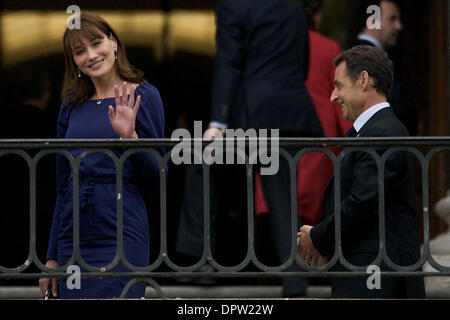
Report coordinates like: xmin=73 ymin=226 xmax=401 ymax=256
xmin=46 ymin=82 xmax=164 ymax=298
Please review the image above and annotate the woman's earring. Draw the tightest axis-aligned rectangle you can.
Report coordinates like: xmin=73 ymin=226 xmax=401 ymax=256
xmin=78 ymin=69 xmax=81 ymax=78
xmin=114 ymin=50 xmax=117 ymax=60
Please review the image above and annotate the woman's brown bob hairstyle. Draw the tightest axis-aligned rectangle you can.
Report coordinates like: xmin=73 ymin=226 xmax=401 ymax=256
xmin=61 ymin=11 xmax=145 ymax=106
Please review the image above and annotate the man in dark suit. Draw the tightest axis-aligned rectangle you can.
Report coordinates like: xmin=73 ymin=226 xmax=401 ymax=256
xmin=297 ymin=45 xmax=425 ymax=298
xmin=354 ymin=0 xmax=418 ymax=136
xmin=176 ymin=0 xmax=323 ymax=297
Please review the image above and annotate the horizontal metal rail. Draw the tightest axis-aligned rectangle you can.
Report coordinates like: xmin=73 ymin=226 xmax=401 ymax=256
xmin=0 ymin=136 xmax=449 ymax=148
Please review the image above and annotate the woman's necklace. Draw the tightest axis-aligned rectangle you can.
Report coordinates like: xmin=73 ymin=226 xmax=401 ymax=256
xmin=95 ymin=82 xmax=122 ymax=105
xmin=96 ymin=93 xmax=104 ymax=105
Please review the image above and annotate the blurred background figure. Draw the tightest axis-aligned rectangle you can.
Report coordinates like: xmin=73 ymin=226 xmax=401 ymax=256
xmin=255 ymin=0 xmax=352 ymax=228
xmin=354 ymin=0 xmax=418 ymax=136
xmin=175 ymin=0 xmax=322 ymax=297
xmin=0 ymin=65 xmax=56 ymax=278
xmin=5 ymin=65 xmax=54 ymax=139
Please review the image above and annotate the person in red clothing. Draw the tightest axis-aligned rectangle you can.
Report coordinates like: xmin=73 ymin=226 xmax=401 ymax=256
xmin=254 ymin=0 xmax=352 ymax=226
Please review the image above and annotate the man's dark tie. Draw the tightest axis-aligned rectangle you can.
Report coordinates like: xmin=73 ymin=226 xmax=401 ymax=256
xmin=346 ymin=127 xmax=357 ymax=137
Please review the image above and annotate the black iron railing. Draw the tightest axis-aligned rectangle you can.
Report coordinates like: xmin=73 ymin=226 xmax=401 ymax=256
xmin=0 ymin=137 xmax=449 ymax=298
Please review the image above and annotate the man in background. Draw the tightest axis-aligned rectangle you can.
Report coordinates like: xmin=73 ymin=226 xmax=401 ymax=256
xmin=354 ymin=0 xmax=418 ymax=136
xmin=176 ymin=0 xmax=323 ymax=297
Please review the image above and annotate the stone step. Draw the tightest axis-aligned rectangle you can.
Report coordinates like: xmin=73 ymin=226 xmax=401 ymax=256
xmin=0 ymin=285 xmax=328 ymax=299
xmin=0 ymin=285 xmax=449 ymax=299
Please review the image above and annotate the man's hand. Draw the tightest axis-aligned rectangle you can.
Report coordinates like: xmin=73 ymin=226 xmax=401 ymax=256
xmin=297 ymin=225 xmax=328 ymax=266
xmin=204 ymin=126 xmax=225 ymax=141
xmin=204 ymin=126 xmax=225 ymax=153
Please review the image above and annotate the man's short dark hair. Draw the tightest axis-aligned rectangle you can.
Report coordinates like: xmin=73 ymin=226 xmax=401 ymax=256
xmin=333 ymin=45 xmax=394 ymax=97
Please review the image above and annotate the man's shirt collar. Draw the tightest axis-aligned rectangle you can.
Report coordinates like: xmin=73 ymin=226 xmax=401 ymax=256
xmin=353 ymin=102 xmax=390 ymax=133
xmin=357 ymin=33 xmax=384 ymax=50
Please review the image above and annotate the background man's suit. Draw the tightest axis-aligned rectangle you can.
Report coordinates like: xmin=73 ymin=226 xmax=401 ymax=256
xmin=310 ymin=107 xmax=425 ymax=298
xmin=176 ymin=0 xmax=323 ymax=297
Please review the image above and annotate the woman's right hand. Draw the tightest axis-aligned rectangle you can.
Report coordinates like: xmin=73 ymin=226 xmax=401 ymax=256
xmin=39 ymin=259 xmax=58 ymax=299
xmin=108 ymin=82 xmax=141 ymax=139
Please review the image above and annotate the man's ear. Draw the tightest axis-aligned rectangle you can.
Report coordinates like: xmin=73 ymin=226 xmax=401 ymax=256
xmin=359 ymin=71 xmax=370 ymax=90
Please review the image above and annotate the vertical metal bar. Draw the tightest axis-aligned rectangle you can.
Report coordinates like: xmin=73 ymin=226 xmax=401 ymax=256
xmin=378 ymin=155 xmax=386 ymax=265
xmin=246 ymin=162 xmax=255 ymax=265
xmin=335 ymin=151 xmax=343 ymax=263
xmin=422 ymin=157 xmax=431 ymax=263
xmin=203 ymin=162 xmax=212 ymax=265
xmin=160 ymin=160 xmax=168 ymax=265
xmin=28 ymin=155 xmax=36 ymax=271
xmin=289 ymin=148 xmax=298 ymax=265
xmin=116 ymin=155 xmax=124 ymax=267
xmin=72 ymin=160 xmax=81 ymax=265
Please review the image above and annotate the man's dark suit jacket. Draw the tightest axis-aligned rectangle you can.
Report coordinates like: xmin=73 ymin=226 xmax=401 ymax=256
xmin=310 ymin=107 xmax=425 ymax=298
xmin=210 ymin=0 xmax=323 ymax=136
xmin=354 ymin=39 xmax=418 ymax=136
